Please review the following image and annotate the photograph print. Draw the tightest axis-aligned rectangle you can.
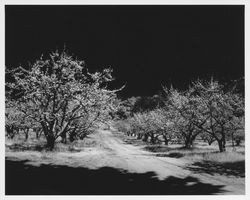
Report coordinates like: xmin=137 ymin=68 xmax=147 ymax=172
xmin=5 ymin=4 xmax=245 ymax=195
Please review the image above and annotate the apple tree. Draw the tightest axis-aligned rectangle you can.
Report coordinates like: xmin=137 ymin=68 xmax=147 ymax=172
xmin=192 ymin=79 xmax=244 ymax=152
xmin=6 ymin=51 xmax=121 ymax=149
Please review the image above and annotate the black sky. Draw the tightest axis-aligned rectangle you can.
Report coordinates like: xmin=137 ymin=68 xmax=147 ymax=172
xmin=5 ymin=5 xmax=244 ymax=98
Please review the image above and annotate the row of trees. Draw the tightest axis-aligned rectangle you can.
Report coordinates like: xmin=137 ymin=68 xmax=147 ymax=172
xmin=115 ymin=95 xmax=165 ymax=119
xmin=5 ymin=50 xmax=244 ymax=152
xmin=6 ymin=51 xmax=122 ymax=149
xmin=116 ymin=79 xmax=244 ymax=152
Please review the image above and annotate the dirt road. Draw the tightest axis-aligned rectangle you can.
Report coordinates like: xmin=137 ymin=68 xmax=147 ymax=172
xmin=5 ymin=128 xmax=245 ymax=194
xmin=93 ymin=128 xmax=245 ymax=194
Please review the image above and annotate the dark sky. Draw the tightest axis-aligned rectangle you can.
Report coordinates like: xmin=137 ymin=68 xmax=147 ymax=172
xmin=5 ymin=5 xmax=244 ymax=98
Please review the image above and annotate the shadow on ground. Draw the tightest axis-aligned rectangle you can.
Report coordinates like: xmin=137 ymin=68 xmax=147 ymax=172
xmin=6 ymin=143 xmax=46 ymax=151
xmin=156 ymin=152 xmax=184 ymax=158
xmin=186 ymin=161 xmax=245 ymax=178
xmin=6 ymin=159 xmax=226 ymax=195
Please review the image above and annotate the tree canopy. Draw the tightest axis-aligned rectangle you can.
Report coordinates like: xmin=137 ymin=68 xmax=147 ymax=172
xmin=6 ymin=51 xmax=122 ymax=149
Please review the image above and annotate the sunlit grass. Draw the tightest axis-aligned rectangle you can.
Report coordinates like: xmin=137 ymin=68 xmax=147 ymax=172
xmin=142 ymin=139 xmax=245 ymax=164
xmin=201 ymin=151 xmax=245 ymax=163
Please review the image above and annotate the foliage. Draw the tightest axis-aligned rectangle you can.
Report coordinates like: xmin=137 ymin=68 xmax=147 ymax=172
xmin=131 ymin=95 xmax=165 ymax=113
xmin=191 ymin=79 xmax=244 ymax=152
xmin=5 ymin=99 xmax=34 ymax=139
xmin=6 ymin=51 xmax=122 ymax=149
xmin=162 ymin=87 xmax=203 ymax=148
xmin=117 ymin=109 xmax=173 ymax=144
xmin=5 ymin=100 xmax=22 ymax=138
xmin=117 ymin=78 xmax=244 ymax=152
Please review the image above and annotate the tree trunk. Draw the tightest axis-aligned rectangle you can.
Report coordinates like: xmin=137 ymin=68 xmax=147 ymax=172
xmin=62 ymin=136 xmax=67 ymax=144
xmin=46 ymin=135 xmax=56 ymax=150
xmin=25 ymin=133 xmax=28 ymax=140
xmin=61 ymin=132 xmax=67 ymax=144
xmin=137 ymin=133 xmax=142 ymax=139
xmin=15 ymin=128 xmax=19 ymax=135
xmin=69 ymin=135 xmax=75 ymax=142
xmin=150 ymin=134 xmax=156 ymax=144
xmin=184 ymin=140 xmax=192 ymax=149
xmin=142 ymin=134 xmax=148 ymax=142
xmin=24 ymin=128 xmax=29 ymax=141
xmin=218 ymin=140 xmax=226 ymax=152
xmin=231 ymin=132 xmax=235 ymax=148
xmin=35 ymin=129 xmax=42 ymax=139
xmin=6 ymin=125 xmax=14 ymax=138
xmin=184 ymin=135 xmax=193 ymax=149
xmin=163 ymin=135 xmax=169 ymax=145
xmin=10 ymin=133 xmax=15 ymax=139
xmin=106 ymin=124 xmax=110 ymax=130
xmin=218 ymin=130 xmax=226 ymax=152
xmin=235 ymin=139 xmax=241 ymax=146
xmin=36 ymin=131 xmax=39 ymax=139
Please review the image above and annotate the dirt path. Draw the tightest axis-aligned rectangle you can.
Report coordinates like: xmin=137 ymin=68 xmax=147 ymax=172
xmin=95 ymin=129 xmax=245 ymax=194
xmin=96 ymin=129 xmax=190 ymax=177
xmin=6 ymin=128 xmax=245 ymax=194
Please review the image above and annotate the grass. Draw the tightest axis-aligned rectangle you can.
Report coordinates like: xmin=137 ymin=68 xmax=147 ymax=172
xmin=6 ymin=131 xmax=97 ymax=153
xmin=6 ymin=129 xmax=245 ymax=179
xmin=201 ymin=151 xmax=245 ymax=163
xmin=115 ymin=131 xmax=245 ymax=178
xmin=141 ymin=140 xmax=245 ymax=178
xmin=136 ymin=137 xmax=245 ymax=163
xmin=7 ymin=129 xmax=245 ymax=165
xmin=150 ymin=146 xmax=245 ymax=163
xmin=185 ymin=151 xmax=245 ymax=178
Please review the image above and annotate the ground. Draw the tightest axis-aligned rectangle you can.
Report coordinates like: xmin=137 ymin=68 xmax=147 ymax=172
xmin=5 ymin=127 xmax=245 ymax=195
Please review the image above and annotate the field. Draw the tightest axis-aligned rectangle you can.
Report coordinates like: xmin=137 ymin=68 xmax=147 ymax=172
xmin=5 ymin=126 xmax=245 ymax=195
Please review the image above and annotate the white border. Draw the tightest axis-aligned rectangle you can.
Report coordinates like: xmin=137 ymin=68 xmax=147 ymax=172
xmin=0 ymin=1 xmax=248 ymax=200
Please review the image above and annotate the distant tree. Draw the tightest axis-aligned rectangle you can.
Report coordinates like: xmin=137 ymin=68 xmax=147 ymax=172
xmin=145 ymin=110 xmax=163 ymax=144
xmin=227 ymin=115 xmax=244 ymax=147
xmin=130 ymin=113 xmax=148 ymax=140
xmin=6 ymin=51 xmax=122 ymax=149
xmin=200 ymin=132 xmax=216 ymax=145
xmin=149 ymin=109 xmax=175 ymax=145
xmin=33 ymin=126 xmax=43 ymax=139
xmin=5 ymin=100 xmax=21 ymax=139
xmin=5 ymin=99 xmax=37 ymax=140
xmin=115 ymin=119 xmax=132 ymax=135
xmin=192 ymin=79 xmax=244 ymax=152
xmin=163 ymin=87 xmax=203 ymax=149
xmin=128 ymin=110 xmax=165 ymax=144
xmin=234 ymin=130 xmax=244 ymax=146
xmin=131 ymin=95 xmax=165 ymax=113
xmin=113 ymin=98 xmax=132 ymax=119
